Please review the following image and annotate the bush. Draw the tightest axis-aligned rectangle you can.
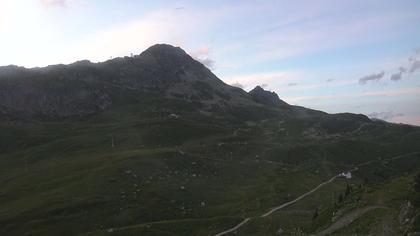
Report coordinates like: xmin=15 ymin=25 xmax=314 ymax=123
xmin=415 ymin=172 xmax=420 ymax=192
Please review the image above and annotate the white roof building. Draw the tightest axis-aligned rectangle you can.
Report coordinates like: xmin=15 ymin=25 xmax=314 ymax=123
xmin=339 ymin=171 xmax=352 ymax=179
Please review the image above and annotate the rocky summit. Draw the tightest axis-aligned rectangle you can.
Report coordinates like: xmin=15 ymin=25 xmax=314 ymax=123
xmin=249 ymin=85 xmax=289 ymax=108
xmin=0 ymin=44 xmax=260 ymax=120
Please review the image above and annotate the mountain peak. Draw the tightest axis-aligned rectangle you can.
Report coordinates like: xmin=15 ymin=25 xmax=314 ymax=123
xmin=136 ymin=44 xmax=197 ymax=72
xmin=249 ymin=86 xmax=289 ymax=108
xmin=252 ymin=85 xmax=265 ymax=92
xmin=145 ymin=43 xmax=183 ymax=51
xmin=141 ymin=44 xmax=188 ymax=59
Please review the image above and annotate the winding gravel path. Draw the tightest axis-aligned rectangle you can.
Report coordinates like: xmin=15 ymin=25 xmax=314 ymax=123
xmin=213 ymin=152 xmax=420 ymax=236
xmin=213 ymin=174 xmax=341 ymax=236
xmin=214 ymin=218 xmax=251 ymax=236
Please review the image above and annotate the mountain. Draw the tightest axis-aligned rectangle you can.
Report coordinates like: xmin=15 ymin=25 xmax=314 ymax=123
xmin=0 ymin=44 xmax=419 ymax=236
xmin=0 ymin=44 xmax=369 ymax=128
xmin=249 ymin=85 xmax=289 ymax=108
xmin=0 ymin=44 xmax=255 ymax=120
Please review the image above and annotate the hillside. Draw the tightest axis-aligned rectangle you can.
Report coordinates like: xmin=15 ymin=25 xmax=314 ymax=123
xmin=0 ymin=44 xmax=419 ymax=236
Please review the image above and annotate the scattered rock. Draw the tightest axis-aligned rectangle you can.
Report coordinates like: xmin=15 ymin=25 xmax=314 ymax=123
xmin=168 ymin=113 xmax=180 ymax=119
xmin=399 ymin=201 xmax=414 ymax=225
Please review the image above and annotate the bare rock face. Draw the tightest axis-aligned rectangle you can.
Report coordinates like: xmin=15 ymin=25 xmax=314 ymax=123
xmin=0 ymin=44 xmax=369 ymax=124
xmin=0 ymin=44 xmax=254 ymax=120
xmin=249 ymin=86 xmax=289 ymax=108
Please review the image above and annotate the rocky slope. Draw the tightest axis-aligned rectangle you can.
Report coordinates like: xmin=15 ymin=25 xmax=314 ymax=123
xmin=0 ymin=44 xmax=258 ymax=120
xmin=0 ymin=44 xmax=374 ymax=134
xmin=249 ymin=85 xmax=289 ymax=108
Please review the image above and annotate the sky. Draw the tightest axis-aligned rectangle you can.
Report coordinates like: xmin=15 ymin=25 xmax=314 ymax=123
xmin=1 ymin=0 xmax=420 ymax=125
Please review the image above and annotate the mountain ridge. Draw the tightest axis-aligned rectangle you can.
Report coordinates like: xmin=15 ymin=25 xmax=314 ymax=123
xmin=0 ymin=44 xmax=373 ymax=126
xmin=0 ymin=44 xmax=247 ymax=120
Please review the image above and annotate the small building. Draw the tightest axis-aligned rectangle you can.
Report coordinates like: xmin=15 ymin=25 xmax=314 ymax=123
xmin=339 ymin=171 xmax=352 ymax=179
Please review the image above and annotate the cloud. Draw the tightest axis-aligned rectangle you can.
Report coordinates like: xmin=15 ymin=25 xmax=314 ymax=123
xmin=260 ymin=84 xmax=268 ymax=88
xmin=248 ymin=6 xmax=416 ymax=65
xmin=191 ymin=46 xmax=215 ymax=69
xmin=196 ymin=58 xmax=215 ymax=69
xmin=288 ymin=82 xmax=298 ymax=86
xmin=390 ymin=66 xmax=407 ymax=81
xmin=409 ymin=60 xmax=420 ymax=73
xmin=40 ymin=0 xmax=68 ymax=7
xmin=390 ymin=72 xmax=402 ymax=81
xmin=358 ymin=71 xmax=385 ymax=85
xmin=275 ymin=79 xmax=356 ymax=93
xmin=225 ymin=71 xmax=304 ymax=86
xmin=368 ymin=111 xmax=403 ymax=120
xmin=284 ymin=87 xmax=420 ymax=103
xmin=326 ymin=79 xmax=334 ymax=82
xmin=406 ymin=48 xmax=420 ymax=73
xmin=380 ymin=51 xmax=416 ymax=83
xmin=359 ymin=48 xmax=418 ymax=84
xmin=61 ymin=8 xmax=217 ymax=65
xmin=390 ymin=115 xmax=420 ymax=126
xmin=368 ymin=111 xmax=420 ymax=127
xmin=230 ymin=82 xmax=245 ymax=89
xmin=40 ymin=0 xmax=84 ymax=8
xmin=191 ymin=46 xmax=210 ymax=58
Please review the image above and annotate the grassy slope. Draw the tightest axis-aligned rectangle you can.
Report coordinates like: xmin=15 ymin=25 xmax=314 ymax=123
xmin=1 ymin=96 xmax=420 ymax=236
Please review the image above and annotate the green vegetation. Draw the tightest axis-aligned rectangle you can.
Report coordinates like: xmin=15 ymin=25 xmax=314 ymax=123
xmin=1 ymin=45 xmax=419 ymax=235
xmin=1 ymin=94 xmax=419 ymax=236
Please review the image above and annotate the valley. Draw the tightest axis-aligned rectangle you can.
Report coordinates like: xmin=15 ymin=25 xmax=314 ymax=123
xmin=0 ymin=45 xmax=419 ymax=235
